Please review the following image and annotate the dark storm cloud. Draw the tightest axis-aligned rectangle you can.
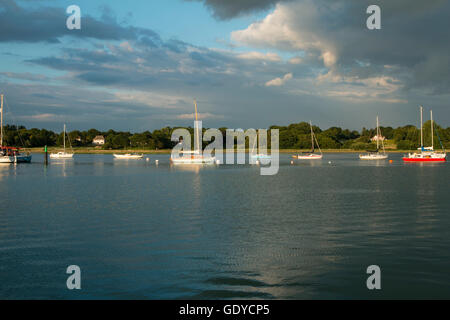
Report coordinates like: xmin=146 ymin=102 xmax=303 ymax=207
xmin=0 ymin=0 xmax=160 ymax=43
xmin=324 ymin=0 xmax=450 ymax=93
xmin=231 ymin=0 xmax=450 ymax=94
xmin=186 ymin=0 xmax=290 ymax=19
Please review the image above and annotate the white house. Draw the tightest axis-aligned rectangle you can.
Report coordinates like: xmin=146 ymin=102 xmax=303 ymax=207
xmin=92 ymin=135 xmax=105 ymax=145
xmin=371 ymin=134 xmax=386 ymax=142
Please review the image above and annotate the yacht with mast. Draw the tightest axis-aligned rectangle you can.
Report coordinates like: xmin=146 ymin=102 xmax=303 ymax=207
xmin=0 ymin=94 xmax=32 ymax=163
xmin=50 ymin=124 xmax=74 ymax=159
xmin=359 ymin=116 xmax=388 ymax=160
xmin=249 ymin=134 xmax=271 ymax=162
xmin=113 ymin=153 xmax=144 ymax=159
xmin=170 ymin=100 xmax=216 ymax=164
xmin=402 ymin=106 xmax=446 ymax=162
xmin=292 ymin=121 xmax=323 ymax=159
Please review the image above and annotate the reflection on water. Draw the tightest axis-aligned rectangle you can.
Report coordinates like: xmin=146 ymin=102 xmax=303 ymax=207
xmin=0 ymin=153 xmax=449 ymax=299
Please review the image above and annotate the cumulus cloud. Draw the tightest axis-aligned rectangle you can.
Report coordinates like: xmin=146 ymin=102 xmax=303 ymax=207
xmin=265 ymin=73 xmax=293 ymax=86
xmin=185 ymin=0 xmax=290 ymax=20
xmin=231 ymin=0 xmax=450 ymax=98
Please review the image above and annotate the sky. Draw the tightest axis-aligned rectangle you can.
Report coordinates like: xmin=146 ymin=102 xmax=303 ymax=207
xmin=0 ymin=0 xmax=449 ymax=132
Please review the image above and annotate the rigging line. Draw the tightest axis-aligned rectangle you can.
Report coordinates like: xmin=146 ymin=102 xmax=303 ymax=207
xmin=313 ymin=131 xmax=322 ymax=154
xmin=435 ymin=127 xmax=445 ymax=152
xmin=3 ymin=96 xmax=27 ymax=148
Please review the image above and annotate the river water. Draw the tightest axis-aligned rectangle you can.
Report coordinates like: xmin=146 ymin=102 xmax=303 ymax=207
xmin=0 ymin=153 xmax=449 ymax=299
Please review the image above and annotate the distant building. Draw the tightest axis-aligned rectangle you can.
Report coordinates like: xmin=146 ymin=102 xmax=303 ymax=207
xmin=371 ymin=134 xmax=386 ymax=142
xmin=75 ymin=136 xmax=82 ymax=142
xmin=92 ymin=135 xmax=105 ymax=145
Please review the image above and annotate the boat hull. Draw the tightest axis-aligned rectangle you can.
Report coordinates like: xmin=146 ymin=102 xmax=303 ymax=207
xmin=171 ymin=156 xmax=216 ymax=164
xmin=113 ymin=154 xmax=144 ymax=159
xmin=293 ymin=154 xmax=322 ymax=160
xmin=359 ymin=154 xmax=388 ymax=160
xmin=402 ymin=157 xmax=446 ymax=162
xmin=50 ymin=153 xmax=74 ymax=159
xmin=16 ymin=155 xmax=32 ymax=163
xmin=402 ymin=152 xmax=446 ymax=162
xmin=250 ymin=154 xmax=271 ymax=160
xmin=0 ymin=156 xmax=14 ymax=163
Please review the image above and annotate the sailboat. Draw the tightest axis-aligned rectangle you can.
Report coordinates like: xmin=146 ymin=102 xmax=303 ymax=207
xmin=0 ymin=94 xmax=32 ymax=163
xmin=359 ymin=116 xmax=388 ymax=160
xmin=113 ymin=153 xmax=144 ymax=159
xmin=170 ymin=100 xmax=216 ymax=164
xmin=50 ymin=124 xmax=74 ymax=159
xmin=249 ymin=134 xmax=271 ymax=161
xmin=402 ymin=106 xmax=446 ymax=162
xmin=292 ymin=121 xmax=323 ymax=159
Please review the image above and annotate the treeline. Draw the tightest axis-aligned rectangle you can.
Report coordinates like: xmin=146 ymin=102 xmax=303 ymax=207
xmin=2 ymin=121 xmax=450 ymax=150
xmin=275 ymin=121 xmax=450 ymax=150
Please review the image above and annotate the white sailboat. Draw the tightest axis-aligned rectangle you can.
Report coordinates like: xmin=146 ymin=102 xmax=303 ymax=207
xmin=402 ymin=106 xmax=446 ymax=162
xmin=249 ymin=134 xmax=271 ymax=161
xmin=0 ymin=94 xmax=32 ymax=163
xmin=292 ymin=121 xmax=323 ymax=159
xmin=359 ymin=116 xmax=388 ymax=160
xmin=170 ymin=100 xmax=216 ymax=164
xmin=0 ymin=94 xmax=13 ymax=163
xmin=113 ymin=153 xmax=144 ymax=159
xmin=50 ymin=124 xmax=74 ymax=159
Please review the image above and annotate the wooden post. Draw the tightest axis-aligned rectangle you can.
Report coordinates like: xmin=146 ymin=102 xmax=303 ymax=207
xmin=44 ymin=145 xmax=48 ymax=165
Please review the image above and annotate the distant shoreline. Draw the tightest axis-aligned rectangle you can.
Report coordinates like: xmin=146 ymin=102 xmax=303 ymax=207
xmin=25 ymin=147 xmax=412 ymax=154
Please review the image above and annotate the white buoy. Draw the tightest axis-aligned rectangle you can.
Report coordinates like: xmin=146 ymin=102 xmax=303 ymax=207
xmin=155 ymin=160 xmax=159 ymax=164
xmin=256 ymin=160 xmax=260 ymax=165
xmin=146 ymin=157 xmax=150 ymax=162
xmin=290 ymin=160 xmax=294 ymax=165
xmin=328 ymin=161 xmax=331 ymax=164
xmin=215 ymin=159 xmax=220 ymax=165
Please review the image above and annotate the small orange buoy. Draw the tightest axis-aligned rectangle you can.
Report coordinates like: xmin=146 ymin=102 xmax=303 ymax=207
xmin=389 ymin=160 xmax=393 ymax=163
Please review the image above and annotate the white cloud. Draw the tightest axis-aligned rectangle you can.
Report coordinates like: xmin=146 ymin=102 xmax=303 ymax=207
xmin=18 ymin=113 xmax=63 ymax=122
xmin=288 ymin=57 xmax=303 ymax=65
xmin=119 ymin=41 xmax=134 ymax=53
xmin=112 ymin=91 xmax=188 ymax=109
xmin=231 ymin=1 xmax=337 ymax=68
xmin=321 ymin=51 xmax=337 ymax=68
xmin=237 ymin=51 xmax=281 ymax=62
xmin=265 ymin=72 xmax=293 ymax=87
xmin=176 ymin=112 xmax=224 ymax=120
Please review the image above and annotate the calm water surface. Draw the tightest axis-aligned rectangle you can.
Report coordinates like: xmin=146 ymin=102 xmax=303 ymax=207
xmin=0 ymin=153 xmax=449 ymax=299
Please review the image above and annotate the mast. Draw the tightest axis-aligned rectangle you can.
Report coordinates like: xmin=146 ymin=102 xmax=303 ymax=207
xmin=420 ymin=106 xmax=423 ymax=149
xmin=194 ymin=99 xmax=200 ymax=154
xmin=376 ymin=116 xmax=379 ymax=150
xmin=63 ymin=124 xmax=66 ymax=152
xmin=310 ymin=121 xmax=314 ymax=152
xmin=430 ymin=110 xmax=434 ymax=150
xmin=251 ymin=134 xmax=257 ymax=154
xmin=0 ymin=94 xmax=3 ymax=146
